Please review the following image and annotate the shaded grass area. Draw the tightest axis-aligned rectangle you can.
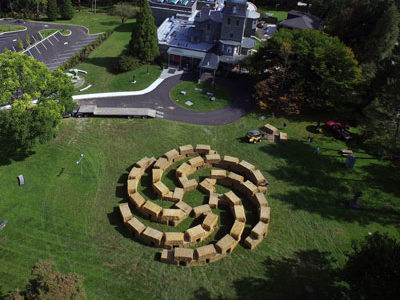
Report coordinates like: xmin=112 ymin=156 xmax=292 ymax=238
xmin=0 ymin=115 xmax=399 ymax=299
xmin=40 ymin=29 xmax=71 ymax=38
xmin=258 ymin=7 xmax=288 ymax=22
xmin=72 ymin=20 xmax=161 ymax=94
xmin=170 ymin=81 xmax=232 ymax=111
xmin=0 ymin=24 xmax=26 ymax=33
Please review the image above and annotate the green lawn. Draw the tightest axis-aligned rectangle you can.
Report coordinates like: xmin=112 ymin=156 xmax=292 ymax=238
xmin=40 ymin=29 xmax=71 ymax=38
xmin=72 ymin=20 xmax=161 ymax=94
xmin=0 ymin=24 xmax=26 ymax=33
xmin=0 ymin=114 xmax=399 ymax=299
xmin=258 ymin=7 xmax=288 ymax=22
xmin=170 ymin=81 xmax=232 ymax=111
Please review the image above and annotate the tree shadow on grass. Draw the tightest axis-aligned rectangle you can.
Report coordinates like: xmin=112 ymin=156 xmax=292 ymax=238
xmin=83 ymin=56 xmax=119 ymax=74
xmin=261 ymin=140 xmax=400 ymax=226
xmin=113 ymin=21 xmax=135 ymax=32
xmin=0 ymin=137 xmax=36 ymax=166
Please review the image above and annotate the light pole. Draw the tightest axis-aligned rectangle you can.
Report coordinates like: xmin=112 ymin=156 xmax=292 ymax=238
xmin=76 ymin=154 xmax=84 ymax=176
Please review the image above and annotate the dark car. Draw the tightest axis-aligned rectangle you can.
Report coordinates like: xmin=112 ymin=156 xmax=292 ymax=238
xmin=325 ymin=121 xmax=352 ymax=140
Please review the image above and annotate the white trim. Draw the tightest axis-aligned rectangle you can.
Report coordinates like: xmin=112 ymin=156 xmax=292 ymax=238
xmin=0 ymin=25 xmax=27 ymax=35
xmin=23 ymin=30 xmax=58 ymax=54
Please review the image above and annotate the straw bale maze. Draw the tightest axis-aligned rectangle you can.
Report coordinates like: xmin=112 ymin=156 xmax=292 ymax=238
xmin=118 ymin=145 xmax=270 ymax=266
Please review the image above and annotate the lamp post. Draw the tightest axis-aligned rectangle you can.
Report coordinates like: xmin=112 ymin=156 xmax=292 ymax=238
xmin=76 ymin=154 xmax=84 ymax=176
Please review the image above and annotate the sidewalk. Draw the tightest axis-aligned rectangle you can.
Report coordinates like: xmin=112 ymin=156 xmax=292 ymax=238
xmin=72 ymin=68 xmax=184 ymax=101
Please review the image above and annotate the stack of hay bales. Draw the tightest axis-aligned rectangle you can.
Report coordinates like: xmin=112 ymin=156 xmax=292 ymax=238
xmin=174 ymin=200 xmax=192 ymax=216
xmin=215 ymin=234 xmax=238 ymax=255
xmin=178 ymin=176 xmax=198 ymax=191
xmin=160 ymin=209 xmax=185 ymax=226
xmin=141 ymin=200 xmax=162 ymax=221
xmin=219 ymin=155 xmax=240 ymax=171
xmin=188 ymin=156 xmax=206 ymax=170
xmin=153 ymin=181 xmax=171 ymax=200
xmin=126 ymin=217 xmax=146 ymax=238
xmin=184 ymin=224 xmax=207 ymax=246
xmin=208 ymin=193 xmax=221 ymax=209
xmin=163 ymin=149 xmax=185 ymax=163
xmin=128 ymin=192 xmax=146 ymax=209
xmin=174 ymin=247 xmax=194 ymax=266
xmin=202 ymin=212 xmax=218 ymax=231
xmin=230 ymin=220 xmax=245 ymax=240
xmin=195 ymin=244 xmax=217 ymax=264
xmin=198 ymin=178 xmax=216 ymax=194
xmin=263 ymin=123 xmax=288 ymax=143
xmin=163 ymin=232 xmax=185 ymax=249
xmin=192 ymin=204 xmax=212 ymax=218
xmin=119 ymin=203 xmax=132 ymax=223
xmin=141 ymin=227 xmax=164 ymax=247
xmin=179 ymin=144 xmax=198 ymax=157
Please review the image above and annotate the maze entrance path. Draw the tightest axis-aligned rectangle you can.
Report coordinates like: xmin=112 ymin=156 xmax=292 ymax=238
xmin=118 ymin=144 xmax=270 ymax=266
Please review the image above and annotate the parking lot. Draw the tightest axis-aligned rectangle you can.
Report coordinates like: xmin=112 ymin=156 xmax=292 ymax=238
xmin=0 ymin=19 xmax=100 ymax=70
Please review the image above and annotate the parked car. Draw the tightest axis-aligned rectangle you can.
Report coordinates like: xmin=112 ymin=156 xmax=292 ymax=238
xmin=325 ymin=121 xmax=352 ymax=140
xmin=257 ymin=22 xmax=264 ymax=28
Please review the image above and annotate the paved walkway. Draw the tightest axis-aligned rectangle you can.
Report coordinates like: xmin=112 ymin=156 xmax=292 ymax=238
xmin=76 ymin=72 xmax=254 ymax=126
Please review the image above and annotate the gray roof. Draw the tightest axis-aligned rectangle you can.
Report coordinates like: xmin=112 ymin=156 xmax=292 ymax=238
xmin=167 ymin=47 xmax=207 ymax=59
xmin=219 ymin=39 xmax=241 ymax=46
xmin=246 ymin=10 xmax=260 ymax=19
xmin=219 ymin=54 xmax=245 ymax=64
xmin=281 ymin=11 xmax=322 ymax=30
xmin=195 ymin=9 xmax=223 ymax=23
xmin=241 ymin=37 xmax=255 ymax=49
xmin=200 ymin=52 xmax=220 ymax=70
xmin=226 ymin=0 xmax=247 ymax=5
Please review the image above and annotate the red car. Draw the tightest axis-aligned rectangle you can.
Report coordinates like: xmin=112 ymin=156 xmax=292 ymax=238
xmin=325 ymin=121 xmax=352 ymax=140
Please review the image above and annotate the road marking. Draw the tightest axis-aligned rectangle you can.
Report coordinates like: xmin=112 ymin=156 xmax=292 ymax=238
xmin=52 ymin=35 xmax=59 ymax=42
xmin=64 ymin=42 xmax=68 ymax=45
xmin=47 ymin=38 xmax=53 ymax=46
xmin=12 ymin=39 xmax=17 ymax=42
xmin=12 ymin=46 xmax=16 ymax=52
xmin=41 ymin=42 xmax=47 ymax=50
xmin=35 ymin=46 xmax=41 ymax=54
xmin=31 ymin=35 xmax=36 ymax=42
xmin=27 ymin=50 xmax=33 ymax=56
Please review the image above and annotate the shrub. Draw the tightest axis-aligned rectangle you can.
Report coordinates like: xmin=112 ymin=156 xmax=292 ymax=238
xmin=16 ymin=39 xmax=24 ymax=51
xmin=117 ymin=55 xmax=141 ymax=73
xmin=60 ymin=0 xmax=74 ymax=20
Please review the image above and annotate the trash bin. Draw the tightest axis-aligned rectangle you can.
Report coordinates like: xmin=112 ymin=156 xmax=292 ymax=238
xmin=346 ymin=155 xmax=356 ymax=168
xmin=17 ymin=174 xmax=24 ymax=186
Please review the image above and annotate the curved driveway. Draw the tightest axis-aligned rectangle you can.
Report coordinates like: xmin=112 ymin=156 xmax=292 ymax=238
xmin=77 ymin=73 xmax=255 ymax=126
xmin=0 ymin=19 xmax=99 ymax=70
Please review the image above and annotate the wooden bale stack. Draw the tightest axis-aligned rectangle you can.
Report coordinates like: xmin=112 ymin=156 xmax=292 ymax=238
xmin=279 ymin=132 xmax=288 ymax=143
xmin=176 ymin=163 xmax=196 ymax=177
xmin=153 ymin=157 xmax=172 ymax=171
xmin=128 ymin=192 xmax=146 ymax=209
xmin=184 ymin=224 xmax=207 ymax=245
xmin=179 ymin=144 xmax=198 ymax=157
xmin=163 ymin=232 xmax=185 ymax=249
xmin=264 ymin=124 xmax=279 ymax=135
xmin=174 ymin=247 xmax=194 ymax=266
xmin=222 ymin=191 xmax=241 ymax=206
xmin=119 ymin=203 xmax=132 ymax=223
xmin=202 ymin=212 xmax=218 ymax=231
xmin=141 ymin=200 xmax=162 ymax=221
xmin=258 ymin=185 xmax=268 ymax=195
xmin=188 ymin=156 xmax=205 ymax=169
xmin=195 ymin=144 xmax=211 ymax=155
xmin=135 ymin=156 xmax=156 ymax=170
xmin=259 ymin=206 xmax=270 ymax=223
xmin=236 ymin=160 xmax=256 ymax=177
xmin=250 ymin=192 xmax=269 ymax=209
xmin=172 ymin=187 xmax=184 ymax=202
xmin=215 ymin=234 xmax=238 ymax=254
xmin=174 ymin=201 xmax=192 ymax=216
xmin=178 ymin=176 xmax=198 ymax=192
xmin=126 ymin=217 xmax=146 ymax=237
xmin=195 ymin=244 xmax=217 ymax=264
xmin=230 ymin=220 xmax=245 ymax=240
xmin=220 ymin=155 xmax=240 ymax=171
xmin=153 ymin=181 xmax=170 ymax=199
xmin=206 ymin=154 xmax=221 ymax=165
xmin=152 ymin=168 xmax=163 ymax=183
xmin=160 ymin=209 xmax=185 ymax=226
xmin=218 ymin=172 xmax=244 ymax=188
xmin=163 ymin=149 xmax=184 ymax=163
xmin=160 ymin=249 xmax=174 ymax=263
xmin=210 ymin=169 xmax=226 ymax=180
xmin=141 ymin=226 xmax=164 ymax=247
xmin=240 ymin=180 xmax=259 ymax=197
xmin=248 ymin=169 xmax=266 ymax=186
xmin=127 ymin=178 xmax=138 ymax=195
xmin=198 ymin=178 xmax=216 ymax=195
xmin=128 ymin=167 xmax=144 ymax=180
xmin=245 ymin=221 xmax=269 ymax=249
xmin=208 ymin=193 xmax=221 ymax=209
xmin=192 ymin=204 xmax=212 ymax=218
xmin=231 ymin=205 xmax=246 ymax=223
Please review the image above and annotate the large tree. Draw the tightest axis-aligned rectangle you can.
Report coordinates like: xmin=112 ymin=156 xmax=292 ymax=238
xmin=127 ymin=0 xmax=159 ymax=62
xmin=113 ymin=2 xmax=136 ymax=23
xmin=60 ymin=0 xmax=74 ymax=20
xmin=47 ymin=0 xmax=58 ymax=20
xmin=249 ymin=29 xmax=361 ymax=112
xmin=0 ymin=50 xmax=74 ymax=150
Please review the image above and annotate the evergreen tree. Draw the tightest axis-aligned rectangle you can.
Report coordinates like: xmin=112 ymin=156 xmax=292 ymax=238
xmin=47 ymin=0 xmax=58 ymax=21
xmin=127 ymin=0 xmax=159 ymax=63
xmin=60 ymin=0 xmax=74 ymax=20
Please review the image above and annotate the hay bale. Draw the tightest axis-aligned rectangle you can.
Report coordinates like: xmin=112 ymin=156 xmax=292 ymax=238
xmin=128 ymin=167 xmax=144 ymax=180
xmin=128 ymin=192 xmax=146 ymax=208
xmin=221 ymin=155 xmax=240 ymax=170
xmin=174 ymin=247 xmax=194 ymax=264
xmin=135 ymin=156 xmax=156 ymax=170
xmin=175 ymin=201 xmax=192 ymax=216
xmin=242 ymin=180 xmax=258 ymax=196
xmin=195 ymin=244 xmax=217 ymax=261
xmin=219 ymin=172 xmax=244 ymax=187
xmin=192 ymin=204 xmax=211 ymax=218
xmin=179 ymin=144 xmax=194 ymax=156
xmin=248 ymin=169 xmax=266 ymax=186
xmin=251 ymin=192 xmax=269 ymax=209
xmin=127 ymin=179 xmax=138 ymax=194
xmin=126 ymin=217 xmax=146 ymax=237
xmin=279 ymin=131 xmax=288 ymax=142
xmin=154 ymin=157 xmax=172 ymax=171
xmin=237 ymin=160 xmax=256 ymax=176
xmin=163 ymin=149 xmax=180 ymax=162
xmin=172 ymin=187 xmax=184 ymax=202
xmin=152 ymin=168 xmax=163 ymax=183
xmin=162 ymin=191 xmax=174 ymax=201
xmin=215 ymin=234 xmax=236 ymax=254
xmin=231 ymin=205 xmax=246 ymax=222
xmin=163 ymin=232 xmax=185 ymax=248
xmin=176 ymin=163 xmax=196 ymax=177
xmin=223 ymin=191 xmax=241 ymax=206
xmin=210 ymin=169 xmax=226 ymax=179
xmin=179 ymin=176 xmax=198 ymax=191
xmin=160 ymin=209 xmax=185 ymax=224
xmin=264 ymin=124 xmax=279 ymax=135
xmin=142 ymin=201 xmax=162 ymax=221
xmin=258 ymin=186 xmax=268 ymax=195
xmin=244 ymin=235 xmax=262 ymax=250
xmin=198 ymin=179 xmax=216 ymax=195
xmin=250 ymin=221 xmax=269 ymax=240
xmin=208 ymin=193 xmax=220 ymax=209
xmin=119 ymin=203 xmax=132 ymax=223
xmin=230 ymin=220 xmax=245 ymax=240
xmin=202 ymin=212 xmax=218 ymax=231
xmin=259 ymin=206 xmax=270 ymax=223
xmin=160 ymin=249 xmax=174 ymax=263
xmin=205 ymin=154 xmax=221 ymax=164
xmin=141 ymin=227 xmax=164 ymax=247
xmin=188 ymin=156 xmax=205 ymax=169
xmin=195 ymin=144 xmax=211 ymax=155
xmin=185 ymin=224 xmax=207 ymax=243
xmin=153 ymin=181 xmax=170 ymax=198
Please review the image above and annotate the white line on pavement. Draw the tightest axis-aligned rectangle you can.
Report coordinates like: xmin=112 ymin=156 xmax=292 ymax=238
xmin=47 ymin=38 xmax=53 ymax=46
xmin=12 ymin=46 xmax=16 ymax=52
xmin=31 ymin=35 xmax=36 ymax=42
xmin=52 ymin=35 xmax=59 ymax=42
xmin=41 ymin=42 xmax=47 ymax=50
xmin=35 ymin=46 xmax=41 ymax=54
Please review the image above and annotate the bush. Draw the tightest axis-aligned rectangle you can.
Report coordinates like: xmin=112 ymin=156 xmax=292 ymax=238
xmin=60 ymin=0 xmax=74 ymax=20
xmin=16 ymin=39 xmax=24 ymax=51
xmin=117 ymin=55 xmax=141 ymax=73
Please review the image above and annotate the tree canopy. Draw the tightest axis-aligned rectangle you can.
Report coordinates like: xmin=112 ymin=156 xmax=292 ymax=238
xmin=60 ymin=0 xmax=74 ymax=20
xmin=47 ymin=0 xmax=58 ymax=21
xmin=0 ymin=50 xmax=74 ymax=150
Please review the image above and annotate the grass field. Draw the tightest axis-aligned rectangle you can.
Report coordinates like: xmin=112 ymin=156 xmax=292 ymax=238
xmin=0 ymin=24 xmax=26 ymax=33
xmin=40 ymin=29 xmax=71 ymax=38
xmin=0 ymin=114 xmax=399 ymax=299
xmin=258 ymin=7 xmax=288 ymax=22
xmin=170 ymin=81 xmax=232 ymax=111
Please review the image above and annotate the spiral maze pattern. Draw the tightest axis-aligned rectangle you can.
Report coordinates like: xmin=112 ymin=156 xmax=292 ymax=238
xmin=119 ymin=144 xmax=270 ymax=266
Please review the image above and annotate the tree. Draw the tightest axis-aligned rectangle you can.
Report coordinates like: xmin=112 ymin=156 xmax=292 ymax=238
xmin=248 ymin=29 xmax=361 ymax=112
xmin=16 ymin=39 xmax=24 ymax=51
xmin=60 ymin=0 xmax=74 ymax=20
xmin=35 ymin=0 xmax=47 ymax=19
xmin=113 ymin=2 xmax=136 ymax=23
xmin=342 ymin=232 xmax=400 ymax=300
xmin=4 ymin=260 xmax=86 ymax=299
xmin=0 ymin=50 xmax=74 ymax=150
xmin=127 ymin=0 xmax=159 ymax=63
xmin=47 ymin=0 xmax=58 ymax=20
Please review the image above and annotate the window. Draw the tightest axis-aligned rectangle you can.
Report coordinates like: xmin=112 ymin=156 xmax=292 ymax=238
xmin=227 ymin=47 xmax=232 ymax=54
xmin=236 ymin=20 xmax=239 ymax=26
xmin=230 ymin=33 xmax=233 ymax=38
xmin=207 ymin=24 xmax=210 ymax=30
xmin=227 ymin=18 xmax=231 ymax=25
